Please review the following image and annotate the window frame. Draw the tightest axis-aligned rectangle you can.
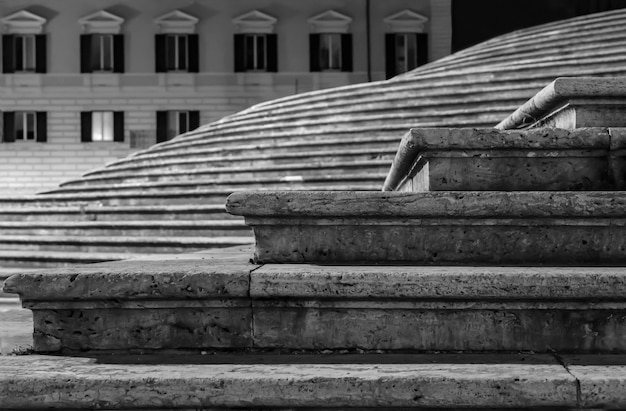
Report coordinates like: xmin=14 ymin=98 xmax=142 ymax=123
xmin=13 ymin=35 xmax=36 ymax=72
xmin=394 ymin=33 xmax=418 ymax=75
xmin=91 ymin=111 xmax=114 ymax=141
xmin=91 ymin=34 xmax=114 ymax=72
xmin=243 ymin=33 xmax=267 ymax=72
xmin=165 ymin=34 xmax=188 ymax=71
xmin=318 ymin=33 xmax=342 ymax=71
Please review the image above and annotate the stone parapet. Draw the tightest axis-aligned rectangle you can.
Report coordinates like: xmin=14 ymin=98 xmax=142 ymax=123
xmin=496 ymin=77 xmax=626 ymax=130
xmin=383 ymin=127 xmax=626 ymax=192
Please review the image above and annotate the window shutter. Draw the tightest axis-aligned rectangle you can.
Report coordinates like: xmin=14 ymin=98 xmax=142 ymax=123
xmin=156 ymin=111 xmax=168 ymax=143
xmin=188 ymin=34 xmax=199 ymax=73
xmin=80 ymin=35 xmax=92 ymax=73
xmin=80 ymin=112 xmax=92 ymax=142
xmin=155 ymin=34 xmax=166 ymax=73
xmin=416 ymin=33 xmax=428 ymax=67
xmin=266 ymin=34 xmax=278 ymax=72
xmin=189 ymin=111 xmax=200 ymax=130
xmin=35 ymin=35 xmax=47 ymax=73
xmin=2 ymin=35 xmax=14 ymax=74
xmin=113 ymin=35 xmax=125 ymax=73
xmin=309 ymin=34 xmax=320 ymax=72
xmin=36 ymin=112 xmax=47 ymax=143
xmin=340 ymin=34 xmax=353 ymax=72
xmin=385 ymin=33 xmax=396 ymax=79
xmin=3 ymin=112 xmax=15 ymax=143
xmin=113 ymin=111 xmax=124 ymax=142
xmin=234 ymin=34 xmax=245 ymax=72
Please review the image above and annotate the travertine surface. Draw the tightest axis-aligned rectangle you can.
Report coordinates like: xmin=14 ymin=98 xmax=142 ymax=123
xmin=0 ymin=354 xmax=577 ymax=409
xmin=251 ymin=265 xmax=626 ymax=299
xmin=562 ymin=355 xmax=626 ymax=408
xmin=383 ymin=127 xmax=619 ymax=191
xmin=226 ymin=190 xmax=626 ymax=218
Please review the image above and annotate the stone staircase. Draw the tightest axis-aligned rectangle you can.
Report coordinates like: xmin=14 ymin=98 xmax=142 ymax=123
xmin=1 ymin=10 xmax=626 ymax=269
xmin=4 ymin=76 xmax=626 ymax=409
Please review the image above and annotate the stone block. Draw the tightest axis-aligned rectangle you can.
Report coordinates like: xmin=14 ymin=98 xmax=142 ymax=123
xmin=384 ymin=127 xmax=620 ymax=192
xmin=3 ymin=247 xmax=257 ymax=353
xmin=227 ymin=190 xmax=626 ymax=265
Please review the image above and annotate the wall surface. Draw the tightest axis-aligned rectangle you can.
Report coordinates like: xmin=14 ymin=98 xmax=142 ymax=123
xmin=0 ymin=0 xmax=451 ymax=196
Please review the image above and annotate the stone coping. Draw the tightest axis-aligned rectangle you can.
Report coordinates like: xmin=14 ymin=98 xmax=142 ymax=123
xmin=6 ymin=246 xmax=626 ymax=303
xmin=3 ymin=353 xmax=626 ymax=409
xmin=226 ymin=190 xmax=626 ymax=218
xmin=381 ymin=127 xmax=620 ymax=191
xmin=496 ymin=77 xmax=626 ymax=130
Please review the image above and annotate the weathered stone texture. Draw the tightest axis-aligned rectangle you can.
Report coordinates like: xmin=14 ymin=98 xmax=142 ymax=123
xmin=0 ymin=355 xmax=577 ymax=409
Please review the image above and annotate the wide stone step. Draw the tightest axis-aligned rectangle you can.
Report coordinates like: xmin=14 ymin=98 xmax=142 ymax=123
xmin=0 ymin=220 xmax=250 ymax=237
xmin=0 ymin=235 xmax=252 ymax=254
xmin=84 ymin=147 xmax=397 ymax=177
xmin=0 ymin=204 xmax=236 ymax=222
xmin=3 ymin=353 xmax=623 ymax=410
xmin=128 ymin=134 xmax=401 ymax=165
xmin=37 ymin=186 xmax=380 ymax=207
xmin=227 ymin=190 xmax=626 ymax=265
xmin=50 ymin=174 xmax=387 ymax=195
xmin=64 ymin=160 xmax=392 ymax=187
xmin=6 ymin=247 xmax=626 ymax=353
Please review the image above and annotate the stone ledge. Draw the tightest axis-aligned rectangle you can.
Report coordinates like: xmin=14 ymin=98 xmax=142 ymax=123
xmin=6 ymin=248 xmax=626 ymax=353
xmin=227 ymin=191 xmax=626 ymax=265
xmin=0 ymin=354 xmax=578 ymax=409
xmin=496 ymin=77 xmax=626 ymax=130
xmin=382 ymin=127 xmax=623 ymax=191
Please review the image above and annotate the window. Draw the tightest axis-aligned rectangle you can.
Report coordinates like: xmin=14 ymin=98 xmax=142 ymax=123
xmin=156 ymin=111 xmax=200 ymax=143
xmin=2 ymin=34 xmax=46 ymax=73
xmin=234 ymin=34 xmax=277 ymax=72
xmin=80 ymin=111 xmax=124 ymax=142
xmin=384 ymin=10 xmax=429 ymax=79
xmin=385 ymin=33 xmax=427 ymax=78
xmin=167 ymin=34 xmax=187 ymax=70
xmin=15 ymin=112 xmax=36 ymax=140
xmin=319 ymin=33 xmax=341 ymax=70
xmin=80 ymin=34 xmax=124 ymax=73
xmin=2 ymin=112 xmax=47 ymax=143
xmin=155 ymin=34 xmax=199 ymax=73
xmin=1 ymin=10 xmax=47 ymax=74
xmin=81 ymin=34 xmax=123 ymax=73
xmin=14 ymin=35 xmax=36 ymax=71
xmin=245 ymin=34 xmax=266 ymax=71
xmin=92 ymin=111 xmax=113 ymax=141
xmin=91 ymin=34 xmax=113 ymax=71
xmin=395 ymin=34 xmax=417 ymax=74
xmin=308 ymin=10 xmax=352 ymax=72
xmin=232 ymin=10 xmax=278 ymax=73
xmin=309 ymin=33 xmax=352 ymax=72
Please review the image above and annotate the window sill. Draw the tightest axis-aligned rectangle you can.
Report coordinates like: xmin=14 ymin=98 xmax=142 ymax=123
xmin=6 ymin=73 xmax=42 ymax=87
xmin=158 ymin=72 xmax=195 ymax=87
xmin=86 ymin=73 xmax=120 ymax=87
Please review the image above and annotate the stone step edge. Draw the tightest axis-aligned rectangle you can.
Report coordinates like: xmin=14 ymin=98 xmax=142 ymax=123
xmin=6 ymin=245 xmax=626 ymax=301
xmin=0 ymin=353 xmax=621 ymax=409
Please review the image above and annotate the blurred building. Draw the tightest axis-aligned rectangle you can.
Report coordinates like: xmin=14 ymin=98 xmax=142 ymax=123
xmin=0 ymin=0 xmax=452 ymax=196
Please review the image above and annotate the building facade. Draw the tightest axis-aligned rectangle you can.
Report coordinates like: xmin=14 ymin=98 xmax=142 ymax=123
xmin=0 ymin=0 xmax=452 ymax=196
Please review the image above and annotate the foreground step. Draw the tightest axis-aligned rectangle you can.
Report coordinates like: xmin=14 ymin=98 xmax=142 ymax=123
xmin=3 ymin=353 xmax=609 ymax=410
xmin=227 ymin=190 xmax=626 ymax=265
xmin=5 ymin=247 xmax=626 ymax=353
